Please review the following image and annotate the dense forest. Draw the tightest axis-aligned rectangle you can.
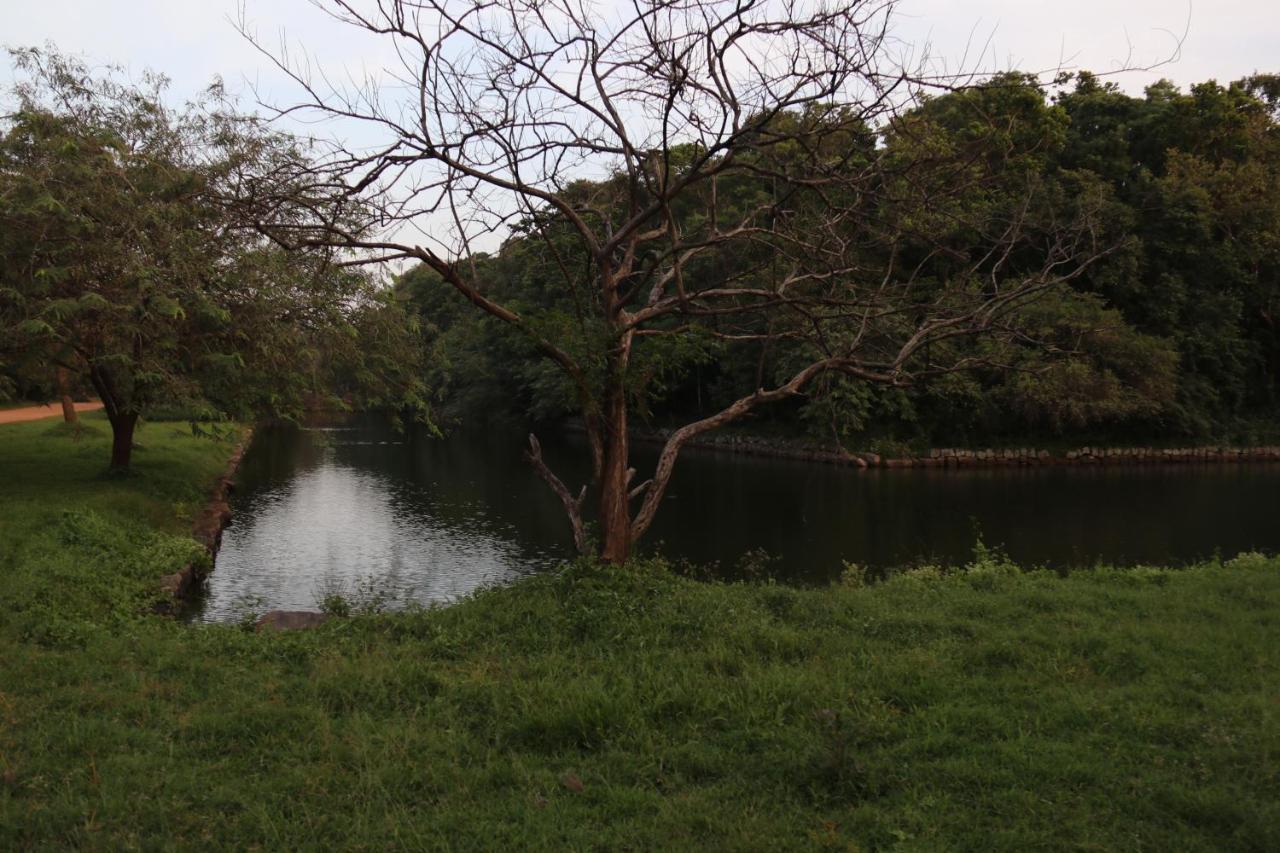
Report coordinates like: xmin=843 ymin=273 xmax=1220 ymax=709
xmin=398 ymin=72 xmax=1280 ymax=451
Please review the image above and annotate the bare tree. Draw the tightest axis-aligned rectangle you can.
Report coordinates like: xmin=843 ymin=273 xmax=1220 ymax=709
xmin=241 ymin=0 xmax=1119 ymax=561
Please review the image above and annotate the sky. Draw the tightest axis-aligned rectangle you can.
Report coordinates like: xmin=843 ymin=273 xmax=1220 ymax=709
xmin=2 ymin=0 xmax=1273 ymax=107
xmin=3 ymin=0 xmax=1274 ymax=256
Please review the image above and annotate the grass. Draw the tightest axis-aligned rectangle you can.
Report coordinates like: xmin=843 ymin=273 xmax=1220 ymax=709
xmin=1 ymin=414 xmax=1277 ymax=850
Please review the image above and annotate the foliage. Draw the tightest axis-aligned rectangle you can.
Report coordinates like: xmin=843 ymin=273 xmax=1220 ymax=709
xmin=1056 ymin=72 xmax=1280 ymax=436
xmin=0 ymin=48 xmax=429 ymax=468
xmin=400 ymin=70 xmax=1280 ymax=449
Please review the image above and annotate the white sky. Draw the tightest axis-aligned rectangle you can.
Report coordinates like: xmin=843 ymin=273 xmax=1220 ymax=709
xmin=2 ymin=0 xmax=1273 ymax=258
xmin=2 ymin=1 xmax=1272 ymax=107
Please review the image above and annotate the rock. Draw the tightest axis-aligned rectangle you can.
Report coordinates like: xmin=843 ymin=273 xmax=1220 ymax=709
xmin=255 ymin=610 xmax=328 ymax=632
xmin=158 ymin=566 xmax=195 ymax=598
xmin=192 ymin=499 xmax=233 ymax=550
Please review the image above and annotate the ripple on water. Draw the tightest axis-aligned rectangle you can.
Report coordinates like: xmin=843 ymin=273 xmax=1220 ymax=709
xmin=196 ymin=416 xmax=1280 ymax=621
xmin=200 ymin=451 xmax=555 ymax=621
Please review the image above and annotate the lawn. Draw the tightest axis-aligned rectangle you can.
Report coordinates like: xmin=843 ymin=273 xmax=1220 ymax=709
xmin=1 ymin=414 xmax=1276 ymax=850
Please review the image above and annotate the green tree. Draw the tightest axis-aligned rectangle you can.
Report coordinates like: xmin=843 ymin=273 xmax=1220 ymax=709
xmin=395 ymin=73 xmax=1190 ymax=452
xmin=1057 ymin=73 xmax=1280 ymax=435
xmin=0 ymin=48 xmax=427 ymax=469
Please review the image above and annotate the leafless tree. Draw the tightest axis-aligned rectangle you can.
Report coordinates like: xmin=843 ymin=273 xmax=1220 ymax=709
xmin=240 ymin=0 xmax=1123 ymax=562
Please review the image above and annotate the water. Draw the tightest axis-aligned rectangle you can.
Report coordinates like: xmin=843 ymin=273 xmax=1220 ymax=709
xmin=194 ymin=415 xmax=1280 ymax=621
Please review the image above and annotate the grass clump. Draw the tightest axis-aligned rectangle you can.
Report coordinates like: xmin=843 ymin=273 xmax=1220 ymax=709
xmin=1 ymin=414 xmax=1277 ymax=850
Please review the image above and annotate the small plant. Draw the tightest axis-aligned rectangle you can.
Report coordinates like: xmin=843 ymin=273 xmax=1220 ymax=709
xmin=319 ymin=592 xmax=352 ymax=618
xmin=840 ymin=562 xmax=869 ymax=589
xmin=314 ymin=575 xmax=398 ymax=617
xmin=965 ymin=535 xmax=1021 ymax=588
xmin=736 ymin=547 xmax=778 ymax=582
xmin=229 ymin=593 xmax=268 ymax=632
xmin=350 ymin=575 xmax=397 ymax=615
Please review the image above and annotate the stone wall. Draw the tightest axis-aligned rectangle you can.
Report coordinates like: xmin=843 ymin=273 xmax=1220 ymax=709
xmin=886 ymin=445 xmax=1280 ymax=468
xmin=623 ymin=425 xmax=1280 ymax=470
xmin=156 ymin=429 xmax=253 ymax=608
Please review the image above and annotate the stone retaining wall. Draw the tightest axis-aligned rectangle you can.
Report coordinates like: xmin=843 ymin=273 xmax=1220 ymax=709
xmin=156 ymin=429 xmax=253 ymax=609
xmin=623 ymin=426 xmax=1280 ymax=470
xmin=883 ymin=444 xmax=1280 ymax=468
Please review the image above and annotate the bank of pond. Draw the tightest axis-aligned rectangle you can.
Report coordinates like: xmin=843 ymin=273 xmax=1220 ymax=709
xmin=195 ymin=414 xmax=1280 ymax=620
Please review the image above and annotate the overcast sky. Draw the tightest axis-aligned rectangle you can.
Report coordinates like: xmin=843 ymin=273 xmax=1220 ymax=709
xmin=3 ymin=0 xmax=1273 ymax=257
xmin=2 ymin=0 xmax=1274 ymax=108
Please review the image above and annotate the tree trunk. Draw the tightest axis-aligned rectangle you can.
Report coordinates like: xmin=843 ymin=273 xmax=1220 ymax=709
xmin=87 ymin=363 xmax=136 ymax=472
xmin=597 ymin=385 xmax=633 ymax=563
xmin=106 ymin=412 xmax=138 ymax=472
xmin=57 ymin=367 xmax=78 ymax=424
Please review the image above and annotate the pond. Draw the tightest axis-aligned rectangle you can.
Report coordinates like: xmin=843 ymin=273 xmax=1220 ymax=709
xmin=193 ymin=415 xmax=1280 ymax=621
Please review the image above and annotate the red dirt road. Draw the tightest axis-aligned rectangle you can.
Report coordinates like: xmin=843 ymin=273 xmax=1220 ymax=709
xmin=0 ymin=402 xmax=104 ymax=425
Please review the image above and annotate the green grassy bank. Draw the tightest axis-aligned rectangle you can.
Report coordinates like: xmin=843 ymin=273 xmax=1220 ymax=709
xmin=1 ymin=415 xmax=1277 ymax=850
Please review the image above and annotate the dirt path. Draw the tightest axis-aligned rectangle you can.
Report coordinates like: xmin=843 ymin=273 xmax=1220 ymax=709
xmin=0 ymin=402 xmax=104 ymax=425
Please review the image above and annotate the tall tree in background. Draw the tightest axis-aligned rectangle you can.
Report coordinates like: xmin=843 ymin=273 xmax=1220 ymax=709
xmin=0 ymin=48 xmax=428 ymax=470
xmin=1056 ymin=72 xmax=1280 ymax=434
xmin=244 ymin=0 xmax=1130 ymax=560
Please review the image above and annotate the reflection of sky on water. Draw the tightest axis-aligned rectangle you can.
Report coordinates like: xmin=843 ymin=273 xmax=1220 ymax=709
xmin=196 ymin=416 xmax=1280 ymax=622
xmin=198 ymin=434 xmax=553 ymax=622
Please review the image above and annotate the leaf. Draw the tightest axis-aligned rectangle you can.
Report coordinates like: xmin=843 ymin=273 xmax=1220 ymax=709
xmin=16 ymin=318 xmax=56 ymax=337
xmin=34 ymin=267 xmax=71 ymax=283
xmin=79 ymin=292 xmax=111 ymax=311
xmin=150 ymin=294 xmax=186 ymax=320
xmin=40 ymin=298 xmax=80 ymax=321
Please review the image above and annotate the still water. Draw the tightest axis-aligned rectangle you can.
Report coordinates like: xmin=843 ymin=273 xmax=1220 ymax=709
xmin=195 ymin=416 xmax=1280 ymax=621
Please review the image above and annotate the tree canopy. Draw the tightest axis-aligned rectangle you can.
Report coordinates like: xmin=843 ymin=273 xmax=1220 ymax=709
xmin=0 ymin=48 xmax=428 ymax=469
xmin=402 ymin=69 xmax=1280 ymax=456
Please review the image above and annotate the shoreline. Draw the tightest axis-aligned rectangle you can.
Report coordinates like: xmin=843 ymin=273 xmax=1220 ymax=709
xmin=156 ymin=426 xmax=254 ymax=608
xmin=612 ymin=423 xmax=1280 ymax=469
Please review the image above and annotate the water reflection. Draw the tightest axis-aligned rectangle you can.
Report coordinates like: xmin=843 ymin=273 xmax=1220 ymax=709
xmin=196 ymin=421 xmax=559 ymax=621
xmin=194 ymin=415 xmax=1280 ymax=621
